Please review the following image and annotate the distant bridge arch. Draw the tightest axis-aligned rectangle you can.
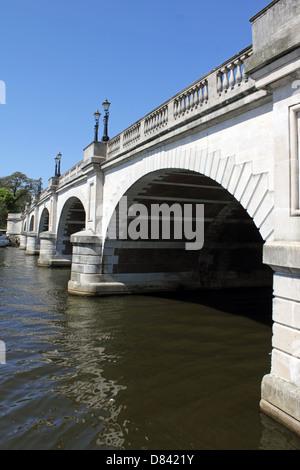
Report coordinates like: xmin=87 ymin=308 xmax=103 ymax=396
xmin=38 ymin=208 xmax=49 ymax=234
xmin=29 ymin=215 xmax=34 ymax=232
xmin=56 ymin=196 xmax=86 ymax=257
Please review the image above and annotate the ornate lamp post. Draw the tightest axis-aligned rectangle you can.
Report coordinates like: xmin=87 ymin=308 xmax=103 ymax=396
xmin=55 ymin=152 xmax=62 ymax=177
xmin=101 ymin=99 xmax=111 ymax=142
xmin=37 ymin=177 xmax=42 ymax=195
xmin=93 ymin=109 xmax=101 ymax=142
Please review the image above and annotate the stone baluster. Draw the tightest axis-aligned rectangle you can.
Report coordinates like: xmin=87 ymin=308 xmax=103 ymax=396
xmin=173 ymin=99 xmax=179 ymax=118
xmin=152 ymin=114 xmax=156 ymax=130
xmin=160 ymin=107 xmax=164 ymax=126
xmin=158 ymin=110 xmax=162 ymax=127
xmin=178 ymin=96 xmax=183 ymax=115
xmin=145 ymin=115 xmax=151 ymax=133
xmin=190 ymin=88 xmax=195 ymax=110
xmin=217 ymin=72 xmax=223 ymax=95
xmin=235 ymin=59 xmax=243 ymax=86
xmin=198 ymin=84 xmax=202 ymax=104
xmin=186 ymin=92 xmax=191 ymax=112
xmin=242 ymin=59 xmax=249 ymax=83
xmin=222 ymin=67 xmax=229 ymax=92
xmin=150 ymin=115 xmax=154 ymax=131
xmin=150 ymin=111 xmax=154 ymax=129
xmin=229 ymin=63 xmax=236 ymax=89
xmin=203 ymin=80 xmax=208 ymax=102
xmin=194 ymin=86 xmax=200 ymax=107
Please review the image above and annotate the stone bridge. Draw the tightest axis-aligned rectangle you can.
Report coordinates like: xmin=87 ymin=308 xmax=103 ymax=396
xmin=7 ymin=0 xmax=300 ymax=438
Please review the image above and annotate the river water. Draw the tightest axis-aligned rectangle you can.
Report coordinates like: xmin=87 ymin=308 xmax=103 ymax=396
xmin=1 ymin=247 xmax=300 ymax=450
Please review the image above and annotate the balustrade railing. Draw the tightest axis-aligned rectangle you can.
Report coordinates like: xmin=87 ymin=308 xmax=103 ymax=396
xmin=107 ymin=135 xmax=121 ymax=157
xmin=58 ymin=161 xmax=84 ymax=186
xmin=173 ymin=79 xmax=208 ymax=120
xmin=106 ymin=45 xmax=253 ymax=160
xmin=144 ymin=105 xmax=168 ymax=134
xmin=123 ymin=122 xmax=141 ymax=147
xmin=217 ymin=48 xmax=252 ymax=95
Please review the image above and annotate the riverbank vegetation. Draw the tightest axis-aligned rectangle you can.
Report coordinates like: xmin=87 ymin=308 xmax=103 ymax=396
xmin=0 ymin=172 xmax=41 ymax=228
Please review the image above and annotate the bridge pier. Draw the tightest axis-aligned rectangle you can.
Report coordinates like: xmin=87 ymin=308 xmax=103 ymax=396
xmin=68 ymin=231 xmax=135 ymax=296
xmin=37 ymin=231 xmax=57 ymax=266
xmin=261 ymin=242 xmax=300 ymax=435
xmin=37 ymin=231 xmax=72 ymax=267
xmin=25 ymin=231 xmax=39 ymax=255
xmin=67 ymin=230 xmax=105 ymax=295
xmin=19 ymin=232 xmax=27 ymax=250
xmin=67 ymin=230 xmax=200 ymax=296
xmin=242 ymin=0 xmax=300 ymax=436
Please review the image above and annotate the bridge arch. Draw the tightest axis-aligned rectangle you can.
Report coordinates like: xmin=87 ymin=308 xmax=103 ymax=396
xmin=38 ymin=208 xmax=49 ymax=234
xmin=29 ymin=215 xmax=34 ymax=232
xmin=102 ymin=146 xmax=274 ymax=246
xmin=56 ymin=196 xmax=86 ymax=257
xmin=102 ymin=165 xmax=273 ymax=291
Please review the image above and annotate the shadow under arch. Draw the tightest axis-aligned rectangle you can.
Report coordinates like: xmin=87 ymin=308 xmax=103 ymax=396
xmin=56 ymin=197 xmax=86 ymax=257
xmin=38 ymin=208 xmax=49 ymax=234
xmin=102 ymin=168 xmax=273 ymax=299
xmin=29 ymin=215 xmax=34 ymax=232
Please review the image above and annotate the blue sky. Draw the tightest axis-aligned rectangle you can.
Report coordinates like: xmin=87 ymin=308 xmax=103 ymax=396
xmin=0 ymin=0 xmax=269 ymax=189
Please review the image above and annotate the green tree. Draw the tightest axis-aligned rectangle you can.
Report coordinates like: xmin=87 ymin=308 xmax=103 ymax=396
xmin=0 ymin=188 xmax=16 ymax=228
xmin=0 ymin=187 xmax=16 ymax=211
xmin=0 ymin=172 xmax=42 ymax=228
xmin=0 ymin=171 xmax=41 ymax=198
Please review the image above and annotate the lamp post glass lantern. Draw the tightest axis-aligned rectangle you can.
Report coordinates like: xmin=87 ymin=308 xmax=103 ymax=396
xmin=93 ymin=109 xmax=101 ymax=142
xmin=55 ymin=152 xmax=62 ymax=177
xmin=101 ymin=99 xmax=111 ymax=142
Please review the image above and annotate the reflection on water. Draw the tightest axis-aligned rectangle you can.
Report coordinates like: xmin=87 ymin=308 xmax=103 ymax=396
xmin=0 ymin=247 xmax=300 ymax=450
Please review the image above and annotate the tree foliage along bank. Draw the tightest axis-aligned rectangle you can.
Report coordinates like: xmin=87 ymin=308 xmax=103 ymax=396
xmin=0 ymin=172 xmax=42 ymax=229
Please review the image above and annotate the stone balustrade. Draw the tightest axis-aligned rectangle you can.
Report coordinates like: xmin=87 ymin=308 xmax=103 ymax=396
xmin=217 ymin=49 xmax=252 ymax=95
xmin=144 ymin=105 xmax=168 ymax=134
xmin=58 ymin=161 xmax=84 ymax=186
xmin=173 ymin=79 xmax=208 ymax=119
xmin=123 ymin=122 xmax=141 ymax=147
xmin=107 ymin=135 xmax=121 ymax=157
xmin=106 ymin=45 xmax=253 ymax=160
